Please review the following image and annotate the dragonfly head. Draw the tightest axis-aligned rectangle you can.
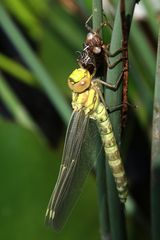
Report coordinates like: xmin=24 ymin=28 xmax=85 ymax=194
xmin=68 ymin=68 xmax=92 ymax=93
xmin=86 ymin=32 xmax=102 ymax=54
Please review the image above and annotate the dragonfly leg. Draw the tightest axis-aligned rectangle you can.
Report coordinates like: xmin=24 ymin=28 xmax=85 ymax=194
xmin=85 ymin=14 xmax=112 ymax=33
xmin=105 ymin=44 xmax=127 ymax=57
xmin=93 ymin=67 xmax=128 ymax=90
xmin=104 ymin=44 xmax=128 ymax=69
xmin=107 ymin=56 xmax=127 ymax=69
xmin=85 ymin=14 xmax=94 ymax=33
xmin=107 ymin=102 xmax=137 ymax=113
xmin=93 ymin=78 xmax=136 ymax=113
xmin=95 ymin=18 xmax=112 ymax=33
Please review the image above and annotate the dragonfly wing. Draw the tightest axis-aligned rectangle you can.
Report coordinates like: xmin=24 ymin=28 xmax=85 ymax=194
xmin=45 ymin=110 xmax=101 ymax=230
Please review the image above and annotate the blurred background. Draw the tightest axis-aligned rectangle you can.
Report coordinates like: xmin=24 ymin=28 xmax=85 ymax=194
xmin=0 ymin=0 xmax=159 ymax=239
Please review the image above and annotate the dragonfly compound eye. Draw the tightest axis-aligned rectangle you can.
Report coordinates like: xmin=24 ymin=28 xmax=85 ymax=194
xmin=68 ymin=68 xmax=91 ymax=93
xmin=86 ymin=32 xmax=94 ymax=41
xmin=93 ymin=46 xmax=101 ymax=54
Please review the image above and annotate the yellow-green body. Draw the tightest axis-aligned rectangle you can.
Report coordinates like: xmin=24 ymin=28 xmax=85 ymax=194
xmin=70 ymin=68 xmax=128 ymax=202
xmin=45 ymin=68 xmax=128 ymax=230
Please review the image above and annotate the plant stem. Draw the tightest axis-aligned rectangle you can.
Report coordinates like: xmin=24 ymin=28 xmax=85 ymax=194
xmin=92 ymin=1 xmax=111 ymax=239
xmin=92 ymin=0 xmax=103 ymax=32
xmin=151 ymin=26 xmax=160 ymax=240
xmin=105 ymin=1 xmax=137 ymax=240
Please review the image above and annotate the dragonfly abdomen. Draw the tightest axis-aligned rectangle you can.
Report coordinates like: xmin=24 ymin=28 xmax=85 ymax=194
xmin=93 ymin=102 xmax=128 ymax=203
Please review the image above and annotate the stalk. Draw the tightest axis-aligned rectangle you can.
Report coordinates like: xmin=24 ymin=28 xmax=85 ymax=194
xmin=92 ymin=1 xmax=110 ymax=239
xmin=151 ymin=26 xmax=160 ymax=240
xmin=105 ymin=1 xmax=137 ymax=240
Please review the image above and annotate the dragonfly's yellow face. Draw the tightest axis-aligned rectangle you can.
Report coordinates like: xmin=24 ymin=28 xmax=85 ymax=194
xmin=68 ymin=68 xmax=91 ymax=93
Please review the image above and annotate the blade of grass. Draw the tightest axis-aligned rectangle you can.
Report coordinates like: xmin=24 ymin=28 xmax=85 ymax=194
xmin=47 ymin=6 xmax=85 ymax=51
xmin=92 ymin=1 xmax=111 ymax=239
xmin=105 ymin=1 xmax=137 ymax=240
xmin=129 ymin=51 xmax=153 ymax=122
xmin=0 ymin=73 xmax=42 ymax=137
xmin=143 ymin=0 xmax=159 ymax=38
xmin=151 ymin=26 xmax=160 ymax=240
xmin=24 ymin=0 xmax=48 ymax=17
xmin=105 ymin=2 xmax=127 ymax=240
xmin=0 ymin=54 xmax=36 ymax=86
xmin=2 ymin=0 xmax=42 ymax=39
xmin=129 ymin=66 xmax=152 ymax=131
xmin=130 ymin=21 xmax=156 ymax=88
xmin=0 ymin=4 xmax=71 ymax=125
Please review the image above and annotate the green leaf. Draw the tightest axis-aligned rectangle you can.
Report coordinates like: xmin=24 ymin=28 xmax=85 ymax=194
xmin=0 ymin=120 xmax=57 ymax=239
xmin=92 ymin=1 xmax=110 ymax=239
xmin=0 ymin=4 xmax=71 ymax=124
xmin=0 ymin=54 xmax=36 ymax=86
xmin=0 ymin=120 xmax=100 ymax=240
xmin=151 ymin=26 xmax=160 ymax=240
xmin=105 ymin=1 xmax=137 ymax=240
xmin=0 ymin=73 xmax=40 ymax=134
xmin=2 ymin=0 xmax=42 ymax=39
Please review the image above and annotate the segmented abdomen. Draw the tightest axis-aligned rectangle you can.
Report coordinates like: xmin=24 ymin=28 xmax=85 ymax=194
xmin=92 ymin=102 xmax=128 ymax=203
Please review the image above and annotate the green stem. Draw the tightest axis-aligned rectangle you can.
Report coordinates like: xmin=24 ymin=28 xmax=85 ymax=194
xmin=92 ymin=0 xmax=103 ymax=32
xmin=105 ymin=1 xmax=137 ymax=240
xmin=92 ymin=1 xmax=110 ymax=239
xmin=151 ymin=26 xmax=160 ymax=240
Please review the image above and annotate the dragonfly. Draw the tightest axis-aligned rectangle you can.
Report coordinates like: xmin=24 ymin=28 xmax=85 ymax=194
xmin=45 ymin=67 xmax=128 ymax=230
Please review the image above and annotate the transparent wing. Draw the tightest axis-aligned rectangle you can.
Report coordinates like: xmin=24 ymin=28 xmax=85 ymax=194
xmin=45 ymin=110 xmax=102 ymax=230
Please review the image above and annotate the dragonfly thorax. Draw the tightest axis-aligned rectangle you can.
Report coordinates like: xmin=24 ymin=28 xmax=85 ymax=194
xmin=72 ymin=83 xmax=99 ymax=115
